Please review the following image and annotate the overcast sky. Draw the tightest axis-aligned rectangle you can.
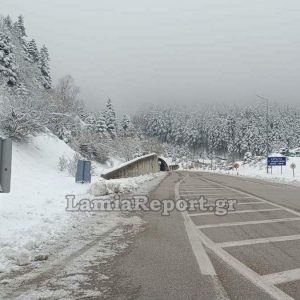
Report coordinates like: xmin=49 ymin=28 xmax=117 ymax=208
xmin=2 ymin=0 xmax=300 ymax=112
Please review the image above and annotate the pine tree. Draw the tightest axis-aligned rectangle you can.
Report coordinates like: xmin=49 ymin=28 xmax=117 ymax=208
xmin=4 ymin=16 xmax=13 ymax=30
xmin=27 ymin=39 xmax=39 ymax=63
xmin=85 ymin=114 xmax=96 ymax=133
xmin=121 ymin=114 xmax=135 ymax=137
xmin=16 ymin=15 xmax=26 ymax=37
xmin=39 ymin=45 xmax=51 ymax=89
xmin=105 ymin=98 xmax=117 ymax=138
xmin=0 ymin=33 xmax=17 ymax=86
xmin=95 ymin=112 xmax=107 ymax=135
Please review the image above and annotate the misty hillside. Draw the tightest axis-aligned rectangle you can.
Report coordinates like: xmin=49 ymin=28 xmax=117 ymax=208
xmin=1 ymin=15 xmax=300 ymax=165
xmin=0 ymin=15 xmax=51 ymax=96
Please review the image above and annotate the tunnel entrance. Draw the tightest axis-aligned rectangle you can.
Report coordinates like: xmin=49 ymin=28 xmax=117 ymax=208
xmin=158 ymin=157 xmax=169 ymax=171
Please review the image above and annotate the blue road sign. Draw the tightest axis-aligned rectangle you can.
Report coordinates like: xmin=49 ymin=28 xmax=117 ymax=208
xmin=76 ymin=160 xmax=91 ymax=183
xmin=267 ymin=157 xmax=287 ymax=166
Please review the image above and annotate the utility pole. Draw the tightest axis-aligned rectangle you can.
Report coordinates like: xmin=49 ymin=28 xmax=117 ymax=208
xmin=256 ymin=95 xmax=270 ymax=173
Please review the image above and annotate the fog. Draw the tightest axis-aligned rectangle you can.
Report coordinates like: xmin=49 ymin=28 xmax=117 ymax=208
xmin=2 ymin=0 xmax=300 ymax=112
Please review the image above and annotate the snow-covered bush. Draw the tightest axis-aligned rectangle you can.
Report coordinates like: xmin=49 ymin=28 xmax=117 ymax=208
xmin=58 ymin=155 xmax=68 ymax=171
xmin=243 ymin=151 xmax=253 ymax=164
xmin=57 ymin=153 xmax=83 ymax=175
xmin=0 ymin=97 xmax=44 ymax=140
xmin=67 ymin=153 xmax=82 ymax=176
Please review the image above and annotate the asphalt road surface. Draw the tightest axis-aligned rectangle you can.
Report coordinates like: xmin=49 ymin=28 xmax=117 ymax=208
xmin=109 ymin=171 xmax=300 ymax=300
xmin=3 ymin=171 xmax=300 ymax=300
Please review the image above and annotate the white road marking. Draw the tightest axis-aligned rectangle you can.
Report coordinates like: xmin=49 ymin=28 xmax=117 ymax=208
xmin=175 ymin=176 xmax=216 ymax=276
xmin=180 ymin=193 xmax=254 ymax=198
xmin=195 ymin=225 xmax=294 ymax=300
xmin=180 ymin=188 xmax=229 ymax=191
xmin=183 ymin=214 xmax=216 ymax=276
xmin=188 ymin=208 xmax=281 ymax=217
xmin=263 ymin=268 xmax=300 ymax=285
xmin=197 ymin=217 xmax=300 ymax=229
xmin=181 ymin=192 xmax=244 ymax=199
xmin=201 ymin=177 xmax=300 ymax=218
xmin=179 ymin=175 xmax=300 ymax=299
xmin=218 ymin=234 xmax=300 ymax=248
xmin=237 ymin=201 xmax=266 ymax=205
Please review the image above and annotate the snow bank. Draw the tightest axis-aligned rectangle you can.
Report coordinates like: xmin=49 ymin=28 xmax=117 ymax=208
xmin=0 ymin=133 xmax=161 ymax=273
xmin=207 ymin=155 xmax=300 ymax=185
xmin=89 ymin=174 xmax=158 ymax=196
xmin=0 ymin=134 xmax=87 ymax=272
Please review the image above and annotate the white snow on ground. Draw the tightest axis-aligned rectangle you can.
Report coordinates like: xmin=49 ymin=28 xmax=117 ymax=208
xmin=201 ymin=155 xmax=300 ymax=185
xmin=0 ymin=133 xmax=162 ymax=273
xmin=229 ymin=156 xmax=300 ymax=185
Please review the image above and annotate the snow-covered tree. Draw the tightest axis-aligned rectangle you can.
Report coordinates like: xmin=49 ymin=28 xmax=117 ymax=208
xmin=27 ymin=39 xmax=39 ymax=63
xmin=95 ymin=112 xmax=107 ymax=135
xmin=16 ymin=15 xmax=26 ymax=37
xmin=120 ymin=114 xmax=135 ymax=137
xmin=39 ymin=44 xmax=51 ymax=88
xmin=4 ymin=16 xmax=13 ymax=30
xmin=0 ymin=33 xmax=18 ymax=86
xmin=105 ymin=98 xmax=117 ymax=138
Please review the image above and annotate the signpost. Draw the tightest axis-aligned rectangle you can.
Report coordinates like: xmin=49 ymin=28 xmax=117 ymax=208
xmin=0 ymin=138 xmax=12 ymax=193
xmin=76 ymin=160 xmax=91 ymax=183
xmin=267 ymin=157 xmax=287 ymax=166
xmin=233 ymin=163 xmax=240 ymax=175
xmin=267 ymin=157 xmax=287 ymax=175
xmin=290 ymin=163 xmax=296 ymax=178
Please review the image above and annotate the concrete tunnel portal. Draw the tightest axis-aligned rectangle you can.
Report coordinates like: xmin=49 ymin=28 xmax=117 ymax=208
xmin=158 ymin=157 xmax=169 ymax=171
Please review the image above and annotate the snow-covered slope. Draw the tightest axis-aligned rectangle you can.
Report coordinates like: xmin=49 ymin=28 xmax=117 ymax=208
xmin=0 ymin=134 xmax=88 ymax=271
xmin=0 ymin=133 xmax=160 ymax=273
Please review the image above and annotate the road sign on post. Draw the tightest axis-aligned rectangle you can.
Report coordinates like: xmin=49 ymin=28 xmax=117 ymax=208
xmin=267 ymin=157 xmax=287 ymax=167
xmin=290 ymin=163 xmax=296 ymax=178
xmin=0 ymin=138 xmax=12 ymax=193
xmin=76 ymin=160 xmax=91 ymax=183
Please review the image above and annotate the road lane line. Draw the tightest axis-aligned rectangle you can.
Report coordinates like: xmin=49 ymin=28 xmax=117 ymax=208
xmin=263 ymin=268 xmax=300 ymax=285
xmin=176 ymin=175 xmax=230 ymax=299
xmin=197 ymin=217 xmax=300 ymax=229
xmin=175 ymin=176 xmax=216 ymax=276
xmin=237 ymin=201 xmax=266 ymax=205
xmin=181 ymin=192 xmax=244 ymax=199
xmin=180 ymin=193 xmax=254 ymax=198
xmin=189 ymin=208 xmax=281 ymax=217
xmin=180 ymin=188 xmax=229 ymax=191
xmin=179 ymin=175 xmax=295 ymax=299
xmin=218 ymin=234 xmax=300 ymax=248
xmin=183 ymin=214 xmax=216 ymax=276
xmin=195 ymin=225 xmax=294 ymax=300
xmin=200 ymin=176 xmax=300 ymax=218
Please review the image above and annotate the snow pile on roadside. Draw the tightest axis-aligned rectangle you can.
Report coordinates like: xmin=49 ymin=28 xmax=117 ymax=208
xmin=211 ymin=155 xmax=300 ymax=185
xmin=89 ymin=174 xmax=158 ymax=196
xmin=0 ymin=133 xmax=161 ymax=273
